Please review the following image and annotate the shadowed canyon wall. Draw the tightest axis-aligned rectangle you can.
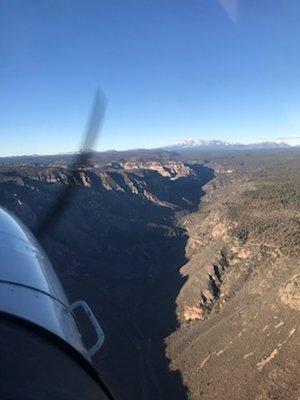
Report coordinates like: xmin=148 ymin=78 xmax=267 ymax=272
xmin=0 ymin=161 xmax=214 ymax=400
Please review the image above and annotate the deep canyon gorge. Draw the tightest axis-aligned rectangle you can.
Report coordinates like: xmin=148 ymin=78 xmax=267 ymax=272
xmin=0 ymin=149 xmax=299 ymax=400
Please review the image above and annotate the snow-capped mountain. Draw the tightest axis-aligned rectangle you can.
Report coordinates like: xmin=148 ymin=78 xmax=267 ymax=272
xmin=165 ymin=139 xmax=291 ymax=151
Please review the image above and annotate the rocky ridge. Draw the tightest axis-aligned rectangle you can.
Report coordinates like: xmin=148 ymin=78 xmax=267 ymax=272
xmin=166 ymin=155 xmax=300 ymax=400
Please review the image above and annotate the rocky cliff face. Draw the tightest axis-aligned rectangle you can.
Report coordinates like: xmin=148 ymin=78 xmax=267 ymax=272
xmin=166 ymin=156 xmax=300 ymax=400
xmin=0 ymin=160 xmax=204 ymax=214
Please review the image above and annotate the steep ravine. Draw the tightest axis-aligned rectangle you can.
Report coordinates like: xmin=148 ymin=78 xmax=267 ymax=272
xmin=166 ymin=169 xmax=300 ymax=400
xmin=0 ymin=161 xmax=214 ymax=400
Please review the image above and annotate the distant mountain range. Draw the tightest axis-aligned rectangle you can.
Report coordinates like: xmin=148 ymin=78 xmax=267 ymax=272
xmin=1 ymin=139 xmax=297 ymax=163
xmin=164 ymin=138 xmax=292 ymax=151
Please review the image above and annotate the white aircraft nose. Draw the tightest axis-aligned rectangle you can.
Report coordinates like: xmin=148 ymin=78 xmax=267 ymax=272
xmin=0 ymin=206 xmax=69 ymax=305
xmin=0 ymin=206 xmax=104 ymax=360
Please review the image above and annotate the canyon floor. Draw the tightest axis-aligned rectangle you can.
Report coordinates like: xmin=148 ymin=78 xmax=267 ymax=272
xmin=0 ymin=148 xmax=299 ymax=399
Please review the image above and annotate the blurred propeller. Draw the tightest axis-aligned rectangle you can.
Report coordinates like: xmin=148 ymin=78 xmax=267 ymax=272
xmin=35 ymin=89 xmax=107 ymax=238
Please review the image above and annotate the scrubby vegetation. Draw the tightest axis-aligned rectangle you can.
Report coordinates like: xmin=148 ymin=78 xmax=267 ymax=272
xmin=195 ymin=150 xmax=300 ymax=257
xmin=230 ymin=153 xmax=300 ymax=257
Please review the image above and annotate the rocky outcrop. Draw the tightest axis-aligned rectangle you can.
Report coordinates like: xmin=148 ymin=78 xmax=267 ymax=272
xmin=280 ymin=274 xmax=300 ymax=311
xmin=123 ymin=161 xmax=195 ymax=180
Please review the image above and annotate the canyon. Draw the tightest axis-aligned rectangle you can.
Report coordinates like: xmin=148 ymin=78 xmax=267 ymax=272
xmin=0 ymin=149 xmax=299 ymax=399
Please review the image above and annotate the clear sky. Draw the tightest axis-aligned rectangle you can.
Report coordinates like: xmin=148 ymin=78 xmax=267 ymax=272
xmin=1 ymin=0 xmax=300 ymax=156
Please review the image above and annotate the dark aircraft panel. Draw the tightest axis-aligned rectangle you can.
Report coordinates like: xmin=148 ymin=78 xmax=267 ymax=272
xmin=0 ymin=314 xmax=113 ymax=400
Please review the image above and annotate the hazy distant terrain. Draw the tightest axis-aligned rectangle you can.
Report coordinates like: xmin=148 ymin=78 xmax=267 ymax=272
xmin=0 ymin=147 xmax=299 ymax=399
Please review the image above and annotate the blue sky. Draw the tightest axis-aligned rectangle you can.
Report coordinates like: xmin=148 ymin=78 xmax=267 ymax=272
xmin=1 ymin=0 xmax=300 ymax=156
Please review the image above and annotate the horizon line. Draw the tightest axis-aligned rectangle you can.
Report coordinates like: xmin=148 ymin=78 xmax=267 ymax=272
xmin=0 ymin=138 xmax=299 ymax=159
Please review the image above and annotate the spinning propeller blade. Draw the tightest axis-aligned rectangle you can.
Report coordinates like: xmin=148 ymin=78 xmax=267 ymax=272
xmin=35 ymin=89 xmax=107 ymax=238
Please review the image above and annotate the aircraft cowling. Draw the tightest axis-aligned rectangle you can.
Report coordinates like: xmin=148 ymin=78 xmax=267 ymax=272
xmin=0 ymin=206 xmax=103 ymax=360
